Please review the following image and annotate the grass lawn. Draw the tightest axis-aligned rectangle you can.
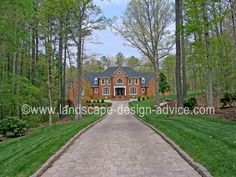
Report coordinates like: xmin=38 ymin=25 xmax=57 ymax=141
xmin=0 ymin=113 xmax=105 ymax=177
xmin=130 ymin=99 xmax=236 ymax=177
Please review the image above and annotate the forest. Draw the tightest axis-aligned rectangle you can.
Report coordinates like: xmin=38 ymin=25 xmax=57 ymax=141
xmin=0 ymin=0 xmax=236 ymax=127
xmin=0 ymin=0 xmax=236 ymax=177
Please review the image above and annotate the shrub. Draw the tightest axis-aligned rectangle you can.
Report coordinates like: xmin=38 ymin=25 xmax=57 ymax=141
xmin=220 ymin=92 xmax=234 ymax=107
xmin=184 ymin=97 xmax=197 ymax=110
xmin=101 ymin=99 xmax=104 ymax=103
xmin=0 ymin=117 xmax=27 ymax=137
xmin=138 ymin=97 xmax=141 ymax=101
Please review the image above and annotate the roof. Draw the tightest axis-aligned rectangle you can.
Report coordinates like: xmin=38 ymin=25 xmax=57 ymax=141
xmin=83 ymin=67 xmax=154 ymax=86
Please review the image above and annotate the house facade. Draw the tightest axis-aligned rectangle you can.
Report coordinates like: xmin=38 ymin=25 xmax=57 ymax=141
xmin=68 ymin=67 xmax=156 ymax=103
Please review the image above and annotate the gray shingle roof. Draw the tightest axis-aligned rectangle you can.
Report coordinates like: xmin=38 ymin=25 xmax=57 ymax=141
xmin=83 ymin=67 xmax=154 ymax=86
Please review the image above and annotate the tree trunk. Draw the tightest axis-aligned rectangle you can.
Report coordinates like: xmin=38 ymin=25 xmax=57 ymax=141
xmin=45 ymin=38 xmax=53 ymax=126
xmin=63 ymin=33 xmax=67 ymax=108
xmin=76 ymin=37 xmax=83 ymax=120
xmin=58 ymin=20 xmax=64 ymax=118
xmin=180 ymin=0 xmax=187 ymax=98
xmin=31 ymin=27 xmax=36 ymax=83
xmin=154 ymin=59 xmax=160 ymax=107
xmin=176 ymin=0 xmax=184 ymax=108
xmin=203 ymin=2 xmax=214 ymax=108
xmin=230 ymin=0 xmax=236 ymax=46
xmin=35 ymin=27 xmax=39 ymax=86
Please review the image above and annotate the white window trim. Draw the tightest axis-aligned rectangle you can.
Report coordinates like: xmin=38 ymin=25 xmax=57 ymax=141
xmin=81 ymin=87 xmax=84 ymax=96
xmin=102 ymin=87 xmax=110 ymax=96
xmin=101 ymin=78 xmax=105 ymax=85
xmin=135 ymin=79 xmax=139 ymax=85
xmin=117 ymin=79 xmax=123 ymax=85
xmin=107 ymin=78 xmax=111 ymax=85
xmin=128 ymin=78 xmax=132 ymax=85
xmin=94 ymin=88 xmax=98 ymax=94
xmin=130 ymin=87 xmax=137 ymax=96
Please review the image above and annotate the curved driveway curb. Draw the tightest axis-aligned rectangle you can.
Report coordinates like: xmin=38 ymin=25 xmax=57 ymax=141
xmin=31 ymin=114 xmax=108 ymax=177
xmin=132 ymin=113 xmax=212 ymax=177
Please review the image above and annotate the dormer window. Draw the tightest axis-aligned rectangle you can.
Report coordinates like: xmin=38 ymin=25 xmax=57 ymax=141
xmin=94 ymin=78 xmax=98 ymax=85
xmin=141 ymin=77 xmax=145 ymax=84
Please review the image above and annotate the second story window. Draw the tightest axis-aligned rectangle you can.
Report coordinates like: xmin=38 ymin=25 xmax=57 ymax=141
xmin=101 ymin=79 xmax=105 ymax=85
xmin=117 ymin=79 xmax=123 ymax=85
xmin=135 ymin=78 xmax=139 ymax=85
xmin=107 ymin=78 xmax=111 ymax=85
xmin=128 ymin=78 xmax=132 ymax=85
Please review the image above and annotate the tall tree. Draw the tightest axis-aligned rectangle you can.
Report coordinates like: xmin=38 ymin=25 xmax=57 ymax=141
xmin=175 ymin=0 xmax=184 ymax=108
xmin=115 ymin=52 xmax=125 ymax=67
xmin=68 ymin=0 xmax=105 ymax=119
xmin=115 ymin=0 xmax=174 ymax=106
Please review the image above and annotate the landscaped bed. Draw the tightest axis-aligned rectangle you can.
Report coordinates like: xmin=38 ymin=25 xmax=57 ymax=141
xmin=0 ymin=113 xmax=105 ymax=177
xmin=130 ymin=99 xmax=236 ymax=177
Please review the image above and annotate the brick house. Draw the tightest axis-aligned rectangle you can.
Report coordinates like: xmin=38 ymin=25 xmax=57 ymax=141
xmin=68 ymin=67 xmax=156 ymax=103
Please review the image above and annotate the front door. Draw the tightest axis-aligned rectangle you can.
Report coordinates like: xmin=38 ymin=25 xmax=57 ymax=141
xmin=116 ymin=88 xmax=125 ymax=96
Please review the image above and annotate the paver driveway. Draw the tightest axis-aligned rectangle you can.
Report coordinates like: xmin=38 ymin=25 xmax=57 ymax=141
xmin=42 ymin=101 xmax=201 ymax=177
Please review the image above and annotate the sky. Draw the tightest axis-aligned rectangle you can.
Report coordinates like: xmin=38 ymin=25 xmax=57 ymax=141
xmin=85 ymin=0 xmax=141 ymax=58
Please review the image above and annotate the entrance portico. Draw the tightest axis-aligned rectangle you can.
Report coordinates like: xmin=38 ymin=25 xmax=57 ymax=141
xmin=114 ymin=86 xmax=127 ymax=98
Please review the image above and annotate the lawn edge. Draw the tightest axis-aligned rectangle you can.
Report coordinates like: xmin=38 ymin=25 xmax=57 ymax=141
xmin=30 ymin=114 xmax=108 ymax=177
xmin=132 ymin=113 xmax=213 ymax=177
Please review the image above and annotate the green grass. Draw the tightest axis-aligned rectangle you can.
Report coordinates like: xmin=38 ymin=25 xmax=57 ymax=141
xmin=0 ymin=113 xmax=105 ymax=177
xmin=130 ymin=99 xmax=236 ymax=177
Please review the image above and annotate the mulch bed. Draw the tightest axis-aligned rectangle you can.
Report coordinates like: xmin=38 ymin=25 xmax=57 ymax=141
xmin=162 ymin=96 xmax=236 ymax=120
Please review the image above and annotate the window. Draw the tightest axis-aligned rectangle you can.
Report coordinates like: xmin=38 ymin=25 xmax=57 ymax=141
xmin=101 ymin=79 xmax=105 ymax=85
xmin=117 ymin=79 xmax=123 ymax=85
xmin=94 ymin=78 xmax=98 ymax=85
xmin=94 ymin=88 xmax=98 ymax=94
xmin=107 ymin=78 xmax=111 ymax=85
xmin=130 ymin=87 xmax=137 ymax=95
xmin=81 ymin=87 xmax=84 ymax=96
xmin=128 ymin=78 xmax=132 ymax=85
xmin=141 ymin=88 xmax=146 ymax=94
xmin=135 ymin=79 xmax=139 ymax=85
xmin=102 ymin=88 xmax=110 ymax=96
xmin=141 ymin=77 xmax=145 ymax=85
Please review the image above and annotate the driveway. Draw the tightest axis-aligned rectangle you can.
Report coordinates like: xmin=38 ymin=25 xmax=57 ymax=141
xmin=42 ymin=101 xmax=201 ymax=177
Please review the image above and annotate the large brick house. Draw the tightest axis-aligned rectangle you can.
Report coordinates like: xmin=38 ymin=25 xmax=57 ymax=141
xmin=68 ymin=67 xmax=156 ymax=103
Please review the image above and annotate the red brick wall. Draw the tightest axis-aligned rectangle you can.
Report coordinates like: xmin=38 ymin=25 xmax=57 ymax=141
xmin=146 ymin=78 xmax=156 ymax=97
xmin=67 ymin=70 xmax=156 ymax=103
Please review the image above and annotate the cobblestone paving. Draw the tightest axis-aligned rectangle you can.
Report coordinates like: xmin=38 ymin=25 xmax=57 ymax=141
xmin=42 ymin=101 xmax=201 ymax=177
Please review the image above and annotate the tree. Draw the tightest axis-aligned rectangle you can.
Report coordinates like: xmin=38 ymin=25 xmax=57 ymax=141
xmin=101 ymin=56 xmax=113 ymax=69
xmin=176 ymin=0 xmax=184 ymax=108
xmin=68 ymin=0 xmax=106 ymax=119
xmin=127 ymin=56 xmax=140 ymax=69
xmin=159 ymin=73 xmax=170 ymax=94
xmin=115 ymin=0 xmax=174 ymax=106
xmin=115 ymin=52 xmax=125 ymax=67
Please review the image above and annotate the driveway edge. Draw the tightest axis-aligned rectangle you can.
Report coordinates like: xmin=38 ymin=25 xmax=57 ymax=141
xmin=132 ymin=113 xmax=212 ymax=177
xmin=31 ymin=114 xmax=108 ymax=177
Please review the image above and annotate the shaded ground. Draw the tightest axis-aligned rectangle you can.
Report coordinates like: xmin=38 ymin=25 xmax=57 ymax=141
xmin=162 ymin=95 xmax=236 ymax=120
